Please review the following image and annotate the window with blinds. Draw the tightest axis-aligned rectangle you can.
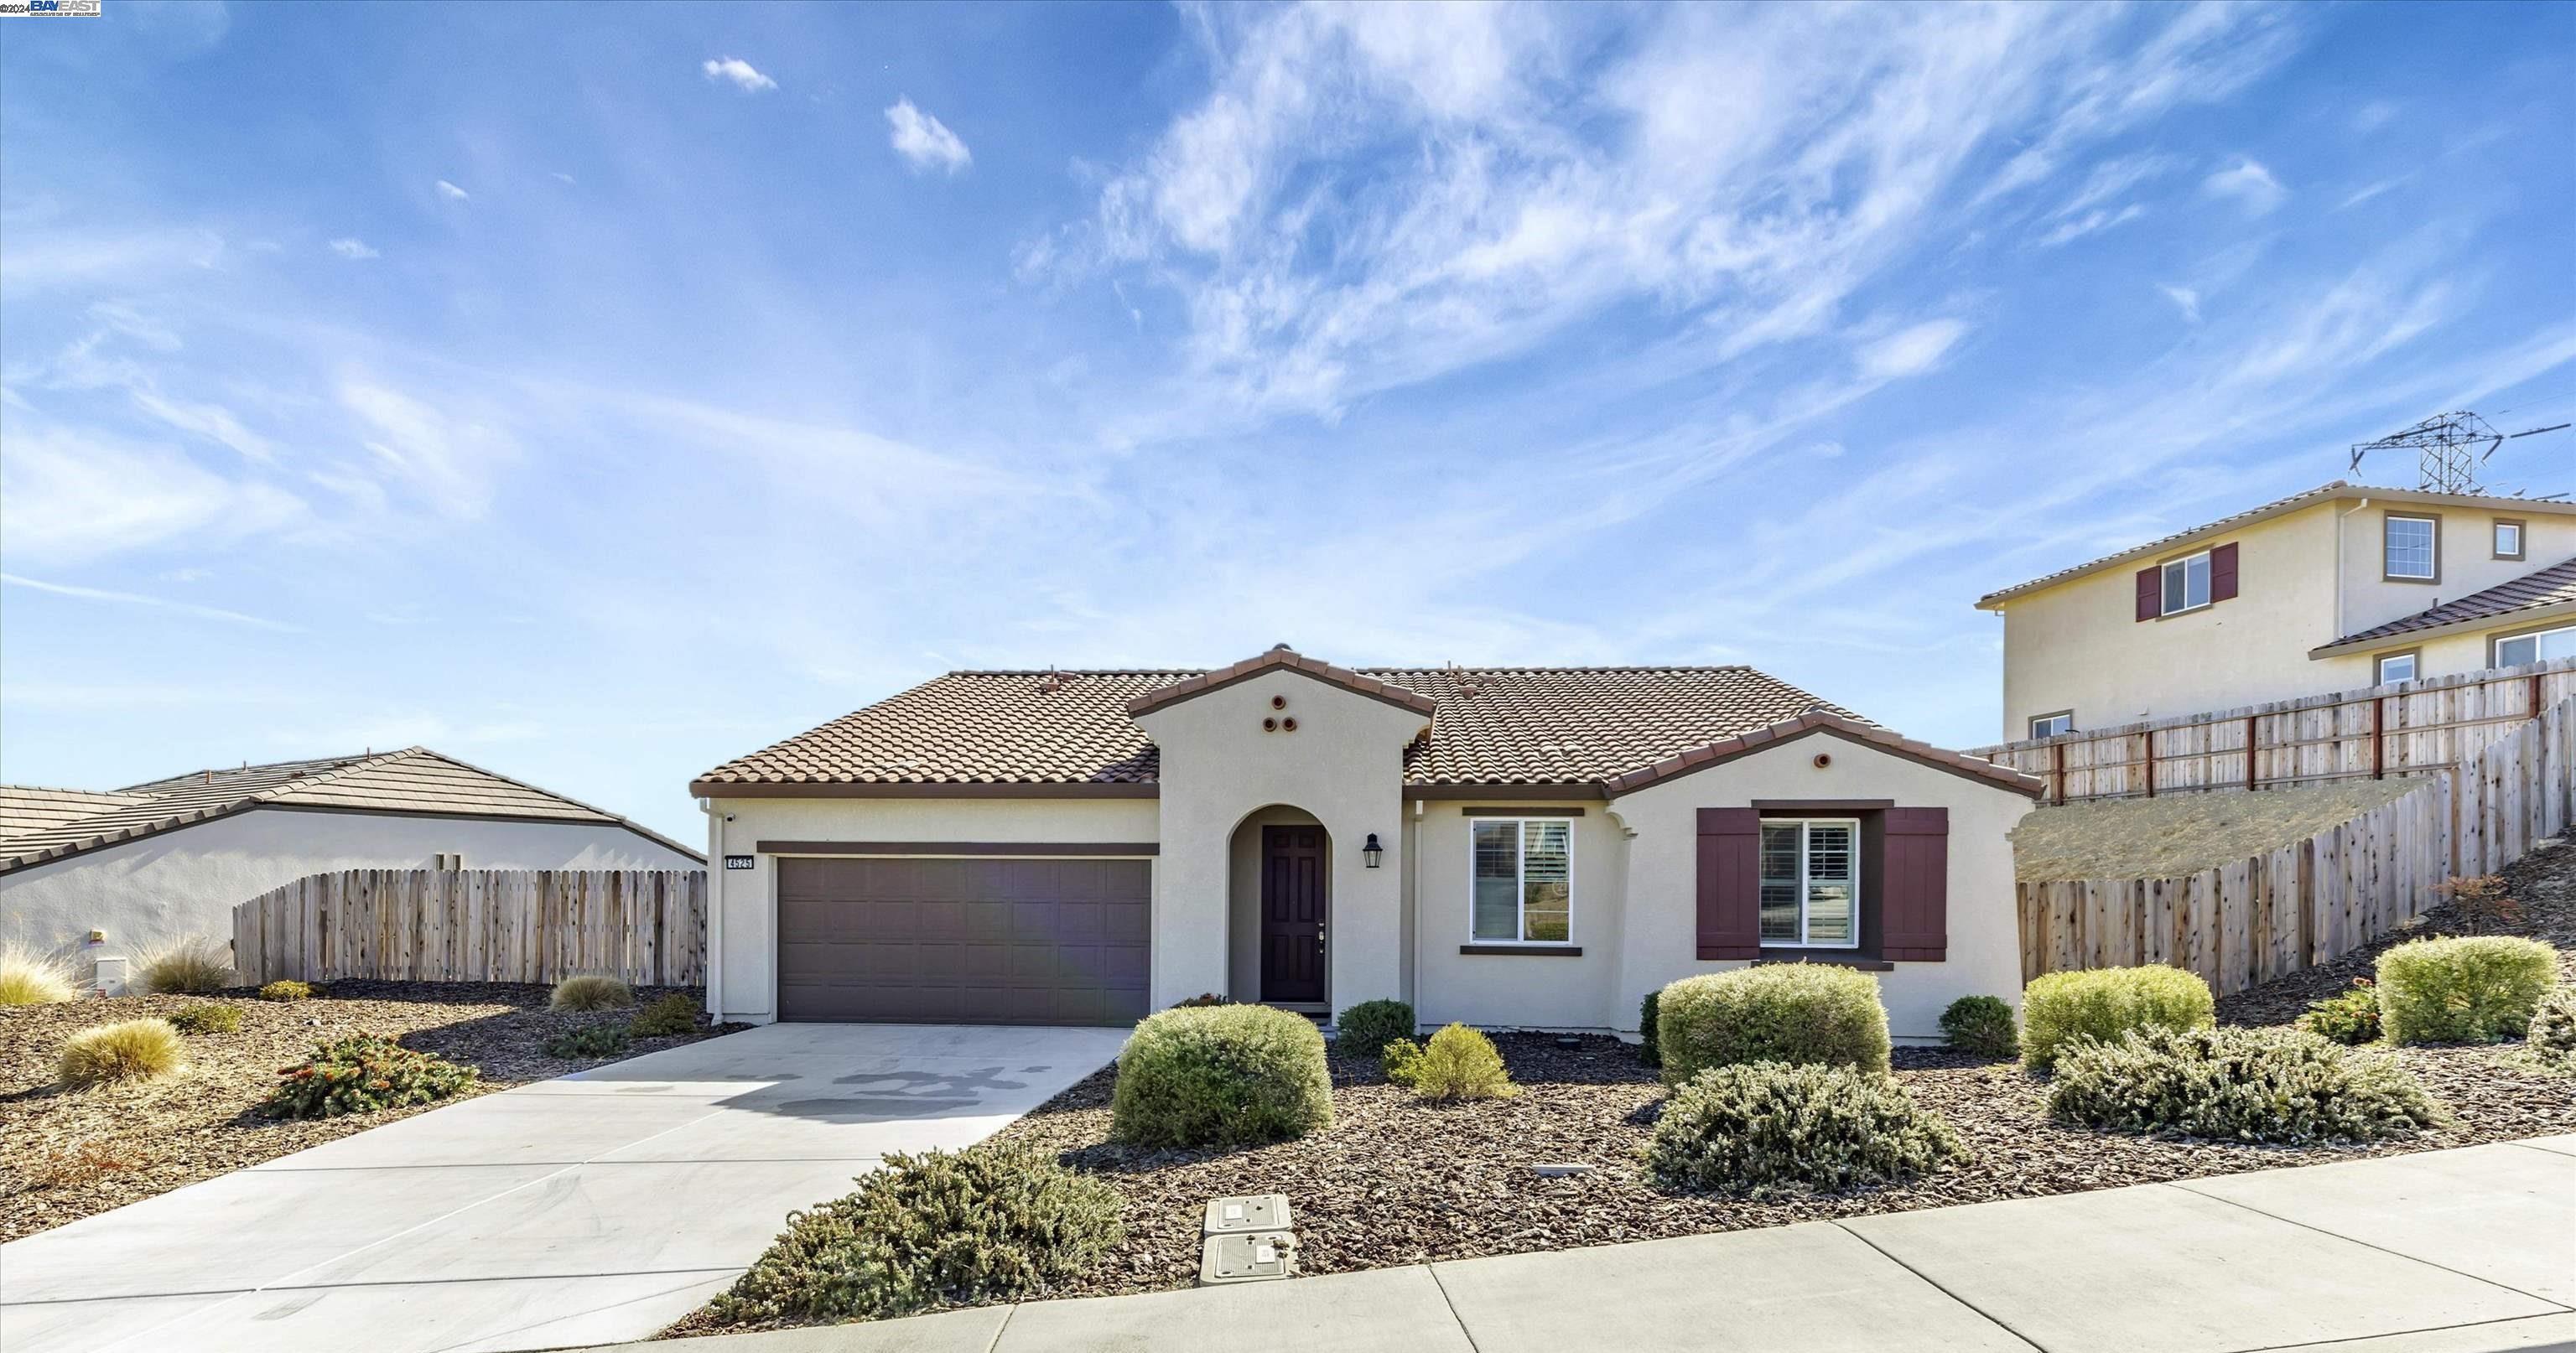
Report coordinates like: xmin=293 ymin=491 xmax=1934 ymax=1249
xmin=1758 ymin=819 xmax=1861 ymax=949
xmin=1470 ymin=818 xmax=1574 ymax=943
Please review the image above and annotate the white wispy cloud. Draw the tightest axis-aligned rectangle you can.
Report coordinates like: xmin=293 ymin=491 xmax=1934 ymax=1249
xmin=0 ymin=423 xmax=304 ymax=564
xmin=884 ymin=97 xmax=971 ymax=174
xmin=2159 ymin=284 xmax=2203 ymax=323
xmin=434 ymin=179 xmax=470 ymax=201
xmin=329 ymin=237 xmax=379 ymax=259
xmin=701 ymin=57 xmax=775 ymax=92
xmin=0 ymin=572 xmax=304 ymax=633
xmin=2203 ymin=156 xmax=2286 ymax=215
xmin=1857 ymin=319 xmax=1970 ymax=379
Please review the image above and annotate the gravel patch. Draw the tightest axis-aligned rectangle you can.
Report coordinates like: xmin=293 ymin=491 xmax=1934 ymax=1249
xmin=0 ymin=981 xmax=736 ymax=1242
xmin=2015 ymin=780 xmax=2422 ymax=880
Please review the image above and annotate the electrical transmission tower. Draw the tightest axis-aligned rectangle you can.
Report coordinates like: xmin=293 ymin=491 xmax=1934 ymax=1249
xmin=2349 ymin=411 xmax=2570 ymax=495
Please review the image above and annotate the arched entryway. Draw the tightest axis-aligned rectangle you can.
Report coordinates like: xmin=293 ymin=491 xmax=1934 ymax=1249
xmin=1227 ymin=805 xmax=1331 ymax=1007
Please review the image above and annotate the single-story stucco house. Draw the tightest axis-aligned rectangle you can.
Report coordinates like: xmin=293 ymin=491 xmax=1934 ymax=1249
xmin=690 ymin=646 xmax=2043 ymax=1041
xmin=2 ymin=748 xmax=703 ymax=984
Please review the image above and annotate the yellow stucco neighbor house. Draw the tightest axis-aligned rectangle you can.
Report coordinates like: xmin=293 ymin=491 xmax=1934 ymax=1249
xmin=1976 ymin=482 xmax=2576 ymax=742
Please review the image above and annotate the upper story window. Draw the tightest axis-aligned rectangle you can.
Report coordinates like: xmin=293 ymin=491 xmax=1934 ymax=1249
xmin=1759 ymin=818 xmax=1859 ymax=948
xmin=2161 ymin=550 xmax=2211 ymax=614
xmin=2029 ymin=712 xmax=2075 ymax=739
xmin=1470 ymin=818 xmax=1571 ymax=943
xmin=2495 ymin=624 xmax=2576 ymax=669
xmin=2494 ymin=518 xmax=2526 ymax=561
xmin=2384 ymin=514 xmax=2438 ymax=581
xmin=2375 ymin=651 xmax=2418 ymax=684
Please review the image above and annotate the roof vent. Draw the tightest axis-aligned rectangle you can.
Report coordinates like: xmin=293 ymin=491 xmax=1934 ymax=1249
xmin=1036 ymin=666 xmax=1063 ymax=694
xmin=1269 ymin=642 xmax=1293 ymax=652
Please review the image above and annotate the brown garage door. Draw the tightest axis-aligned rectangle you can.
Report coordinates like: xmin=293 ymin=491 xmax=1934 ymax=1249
xmin=776 ymin=856 xmax=1150 ymax=1024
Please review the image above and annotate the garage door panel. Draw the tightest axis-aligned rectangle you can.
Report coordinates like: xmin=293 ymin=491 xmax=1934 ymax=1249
xmin=777 ymin=856 xmax=1150 ymax=1026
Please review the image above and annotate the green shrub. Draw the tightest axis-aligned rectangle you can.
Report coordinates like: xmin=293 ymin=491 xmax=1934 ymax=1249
xmin=2021 ymin=965 xmax=2214 ymax=1072
xmin=0 ymin=943 xmax=79 ymax=1005
xmin=2376 ymin=936 xmax=2558 ymax=1045
xmin=58 ymin=1019 xmax=185 ymax=1086
xmin=1646 ymin=1061 xmax=1966 ymax=1195
xmin=548 ymin=973 xmax=634 ymax=1011
xmin=1169 ymin=993 xmax=1230 ymax=1008
xmin=544 ymin=1023 xmax=631 ymax=1059
xmin=2046 ymin=1024 xmax=2444 ymax=1143
xmin=1109 ymin=1003 xmax=1332 ymax=1148
xmin=265 ymin=1034 xmax=477 ymax=1118
xmin=2527 ymin=986 xmax=2576 ymax=1071
xmin=1940 ymin=995 xmax=2018 ymax=1058
xmin=167 ymin=1003 xmax=243 ymax=1035
xmin=1409 ymin=1024 xmax=1518 ymax=1101
xmin=630 ymin=993 xmax=701 ymax=1038
xmin=2298 ymin=978 xmax=2382 ymax=1045
xmin=135 ymin=937 xmax=231 ymax=995
xmin=709 ymin=1145 xmax=1120 ymax=1326
xmin=1334 ymin=998 xmax=1414 ymax=1058
xmin=1658 ymin=964 xmax=1890 ymax=1084
xmin=257 ymin=979 xmax=313 ymax=1003
xmin=1382 ymin=1038 xmax=1424 ymax=1088
xmin=1637 ymin=989 xmax=1662 ymax=1068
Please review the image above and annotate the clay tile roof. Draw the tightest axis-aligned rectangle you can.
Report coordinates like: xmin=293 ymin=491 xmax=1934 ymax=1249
xmin=2311 ymin=556 xmax=2576 ymax=655
xmin=1125 ymin=645 xmax=1439 ymax=718
xmin=693 ymin=656 xmax=1992 ymax=796
xmin=1598 ymin=712 xmax=2045 ymax=798
xmin=2 ymin=749 xmax=699 ymax=873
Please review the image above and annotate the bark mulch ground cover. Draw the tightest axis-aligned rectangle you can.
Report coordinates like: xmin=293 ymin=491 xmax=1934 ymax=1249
xmin=0 ymin=981 xmax=735 ymax=1242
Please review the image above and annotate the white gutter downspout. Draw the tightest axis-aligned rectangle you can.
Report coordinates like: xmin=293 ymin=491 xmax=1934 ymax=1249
xmin=2335 ymin=495 xmax=2372 ymax=640
xmin=699 ymin=796 xmax=724 ymax=1020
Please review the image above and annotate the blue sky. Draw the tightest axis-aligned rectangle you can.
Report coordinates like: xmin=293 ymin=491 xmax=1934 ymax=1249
xmin=3 ymin=1 xmax=2572 ymax=844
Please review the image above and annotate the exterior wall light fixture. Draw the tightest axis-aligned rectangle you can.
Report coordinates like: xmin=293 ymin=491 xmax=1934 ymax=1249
xmin=1363 ymin=833 xmax=1384 ymax=868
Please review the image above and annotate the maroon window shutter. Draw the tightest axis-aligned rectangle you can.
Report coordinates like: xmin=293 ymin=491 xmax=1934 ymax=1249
xmin=2210 ymin=542 xmax=2239 ymax=603
xmin=2134 ymin=565 xmax=2160 ymax=622
xmin=1880 ymin=807 xmax=1949 ymax=962
xmin=1696 ymin=808 xmax=1760 ymax=959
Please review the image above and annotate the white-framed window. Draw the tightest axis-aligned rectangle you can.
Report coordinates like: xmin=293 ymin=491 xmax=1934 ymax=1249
xmin=1470 ymin=818 xmax=1571 ymax=943
xmin=1758 ymin=818 xmax=1860 ymax=949
xmin=2160 ymin=550 xmax=2211 ymax=615
xmin=2494 ymin=520 xmax=2525 ymax=560
xmin=2375 ymin=651 xmax=2418 ymax=684
xmin=2384 ymin=515 xmax=2437 ymax=579
xmin=2029 ymin=712 xmax=2075 ymax=739
xmin=2495 ymin=624 xmax=2576 ymax=668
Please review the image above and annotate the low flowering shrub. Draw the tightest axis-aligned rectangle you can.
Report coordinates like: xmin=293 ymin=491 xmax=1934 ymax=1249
xmin=709 ymin=1146 xmax=1120 ymax=1325
xmin=2021 ymin=965 xmax=2214 ymax=1072
xmin=0 ymin=943 xmax=79 ymax=1006
xmin=2376 ymin=936 xmax=2557 ymax=1045
xmin=2297 ymin=978 xmax=2382 ymax=1045
xmin=1333 ymin=999 xmax=1415 ymax=1060
xmin=630 ymin=993 xmax=701 ymax=1038
xmin=136 ymin=937 xmax=231 ymax=995
xmin=258 ymin=979 xmax=314 ymax=1002
xmin=168 ymin=1003 xmax=244 ymax=1035
xmin=1658 ymin=964 xmax=1891 ymax=1083
xmin=548 ymin=974 xmax=634 ymax=1011
xmin=58 ymin=1019 xmax=185 ymax=1086
xmin=1646 ymin=1061 xmax=1965 ymax=1195
xmin=1939 ymin=995 xmax=2018 ymax=1058
xmin=2526 ymin=986 xmax=2576 ymax=1072
xmin=543 ymin=1023 xmax=631 ymax=1060
xmin=265 ymin=1035 xmax=477 ymax=1119
xmin=1110 ymin=1003 xmax=1332 ymax=1148
xmin=1407 ymin=1024 xmax=1517 ymax=1101
xmin=2045 ymin=1025 xmax=2445 ymax=1143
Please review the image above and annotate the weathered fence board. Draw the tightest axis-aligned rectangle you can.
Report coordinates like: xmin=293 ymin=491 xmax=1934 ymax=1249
xmin=2016 ymin=695 xmax=2572 ymax=996
xmin=233 ymin=868 xmax=706 ymax=987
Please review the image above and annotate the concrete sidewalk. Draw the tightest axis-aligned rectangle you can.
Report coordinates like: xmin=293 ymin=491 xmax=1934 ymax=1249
xmin=613 ymin=1135 xmax=2576 ymax=1353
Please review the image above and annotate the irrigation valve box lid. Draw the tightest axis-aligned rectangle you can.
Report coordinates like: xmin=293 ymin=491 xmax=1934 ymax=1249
xmin=1202 ymin=1193 xmax=1291 ymax=1235
xmin=1199 ymin=1230 xmax=1297 ymax=1285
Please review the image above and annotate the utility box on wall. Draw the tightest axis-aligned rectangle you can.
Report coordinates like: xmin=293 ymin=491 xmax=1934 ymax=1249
xmin=91 ymin=955 xmax=128 ymax=997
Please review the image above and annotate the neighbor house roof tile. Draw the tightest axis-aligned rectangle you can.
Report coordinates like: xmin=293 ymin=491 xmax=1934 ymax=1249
xmin=2312 ymin=556 xmax=2576 ymax=654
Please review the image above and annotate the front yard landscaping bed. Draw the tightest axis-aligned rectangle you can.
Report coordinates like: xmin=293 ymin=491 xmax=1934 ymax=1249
xmin=0 ymin=980 xmax=733 ymax=1241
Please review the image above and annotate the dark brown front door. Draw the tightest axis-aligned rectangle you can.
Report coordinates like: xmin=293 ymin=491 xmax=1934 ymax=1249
xmin=1259 ymin=825 xmax=1327 ymax=1003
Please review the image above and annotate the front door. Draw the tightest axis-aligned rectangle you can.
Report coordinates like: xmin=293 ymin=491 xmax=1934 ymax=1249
xmin=1259 ymin=825 xmax=1327 ymax=1003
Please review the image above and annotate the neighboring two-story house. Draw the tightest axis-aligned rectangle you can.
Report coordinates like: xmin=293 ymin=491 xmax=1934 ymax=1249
xmin=1976 ymin=482 xmax=2576 ymax=741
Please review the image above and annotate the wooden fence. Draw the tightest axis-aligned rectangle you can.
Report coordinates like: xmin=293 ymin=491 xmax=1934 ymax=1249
xmin=1971 ymin=658 xmax=2576 ymax=806
xmin=232 ymin=868 xmax=706 ymax=987
xmin=2017 ymin=695 xmax=2576 ymax=995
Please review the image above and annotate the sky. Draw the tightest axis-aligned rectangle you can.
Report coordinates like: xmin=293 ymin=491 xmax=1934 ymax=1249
xmin=3 ymin=1 xmax=2573 ymax=846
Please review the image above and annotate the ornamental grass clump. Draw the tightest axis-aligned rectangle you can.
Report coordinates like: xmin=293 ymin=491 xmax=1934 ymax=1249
xmin=58 ymin=1019 xmax=185 ymax=1086
xmin=0 ymin=943 xmax=80 ymax=1006
xmin=2020 ymin=964 xmax=2214 ymax=1072
xmin=135 ymin=937 xmax=231 ymax=995
xmin=167 ymin=1003 xmax=244 ymax=1035
xmin=1657 ymin=963 xmax=1891 ymax=1084
xmin=1109 ymin=1003 xmax=1332 ymax=1148
xmin=548 ymin=974 xmax=634 ymax=1011
xmin=265 ymin=1034 xmax=477 ymax=1119
xmin=1940 ymin=995 xmax=2018 ymax=1058
xmin=2045 ymin=1025 xmax=2444 ymax=1143
xmin=1645 ymin=1061 xmax=1965 ymax=1195
xmin=1408 ymin=1023 xmax=1518 ymax=1101
xmin=710 ymin=1146 xmax=1120 ymax=1326
xmin=2376 ymin=936 xmax=2557 ymax=1045
xmin=1333 ymin=998 xmax=1415 ymax=1059
xmin=630 ymin=993 xmax=701 ymax=1038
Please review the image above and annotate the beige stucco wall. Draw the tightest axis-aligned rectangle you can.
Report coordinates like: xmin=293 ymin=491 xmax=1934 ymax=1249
xmin=701 ymin=795 xmax=1159 ymax=1024
xmin=0 ymin=809 xmax=700 ymax=984
xmin=1135 ymin=670 xmax=1425 ymax=1012
xmin=1606 ymin=731 xmax=2034 ymax=1042
xmin=2333 ymin=505 xmax=2576 ymax=642
xmin=1410 ymin=804 xmax=1628 ymax=1030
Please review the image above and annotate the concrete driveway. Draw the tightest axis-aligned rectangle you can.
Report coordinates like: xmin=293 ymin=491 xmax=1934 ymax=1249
xmin=0 ymin=1022 xmax=1129 ymax=1353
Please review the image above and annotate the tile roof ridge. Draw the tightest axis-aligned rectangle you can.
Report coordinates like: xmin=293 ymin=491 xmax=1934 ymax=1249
xmin=242 ymin=746 xmax=431 ymax=806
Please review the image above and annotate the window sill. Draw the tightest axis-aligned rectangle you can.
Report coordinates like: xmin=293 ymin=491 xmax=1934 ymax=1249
xmin=1753 ymin=951 xmax=1893 ymax=972
xmin=1459 ymin=944 xmax=1583 ymax=957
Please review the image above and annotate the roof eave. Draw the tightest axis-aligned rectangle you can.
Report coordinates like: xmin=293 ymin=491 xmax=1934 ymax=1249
xmin=2309 ymin=597 xmax=2576 ymax=658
